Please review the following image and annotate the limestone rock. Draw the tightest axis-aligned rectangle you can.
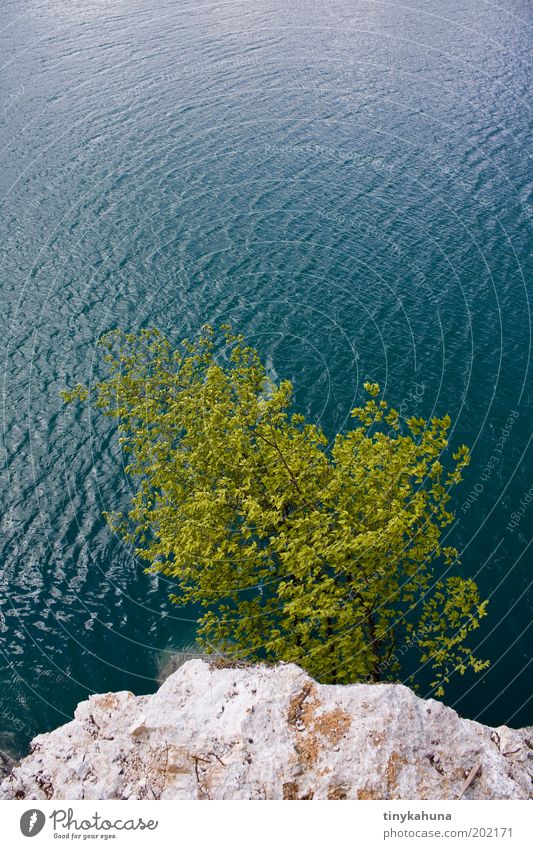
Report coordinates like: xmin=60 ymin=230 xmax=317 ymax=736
xmin=0 ymin=750 xmax=16 ymax=781
xmin=1 ymin=660 xmax=531 ymax=800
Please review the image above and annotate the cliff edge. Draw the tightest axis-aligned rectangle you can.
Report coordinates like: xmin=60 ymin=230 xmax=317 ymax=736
xmin=1 ymin=660 xmax=531 ymax=800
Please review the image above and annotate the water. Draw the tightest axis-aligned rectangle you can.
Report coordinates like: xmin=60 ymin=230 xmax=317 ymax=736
xmin=0 ymin=0 xmax=531 ymax=756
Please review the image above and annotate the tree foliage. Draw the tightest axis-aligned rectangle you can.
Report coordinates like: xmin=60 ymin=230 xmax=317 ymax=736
xmin=62 ymin=327 xmax=489 ymax=695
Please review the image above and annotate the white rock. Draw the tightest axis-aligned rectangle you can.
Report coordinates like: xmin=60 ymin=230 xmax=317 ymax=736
xmin=1 ymin=660 xmax=531 ymax=800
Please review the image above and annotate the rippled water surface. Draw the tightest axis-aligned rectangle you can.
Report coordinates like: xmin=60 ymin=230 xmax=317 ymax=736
xmin=1 ymin=0 xmax=531 ymax=754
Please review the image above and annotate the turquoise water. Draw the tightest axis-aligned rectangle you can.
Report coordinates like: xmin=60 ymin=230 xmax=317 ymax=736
xmin=0 ymin=0 xmax=531 ymax=755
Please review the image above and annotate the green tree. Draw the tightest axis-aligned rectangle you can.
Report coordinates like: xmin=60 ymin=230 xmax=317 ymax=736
xmin=62 ymin=327 xmax=488 ymax=695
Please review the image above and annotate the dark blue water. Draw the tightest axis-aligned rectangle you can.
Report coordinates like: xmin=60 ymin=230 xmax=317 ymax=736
xmin=1 ymin=0 xmax=531 ymax=755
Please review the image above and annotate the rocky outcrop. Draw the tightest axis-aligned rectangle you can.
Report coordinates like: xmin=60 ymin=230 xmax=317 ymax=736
xmin=1 ymin=660 xmax=531 ymax=800
xmin=0 ymin=750 xmax=16 ymax=781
